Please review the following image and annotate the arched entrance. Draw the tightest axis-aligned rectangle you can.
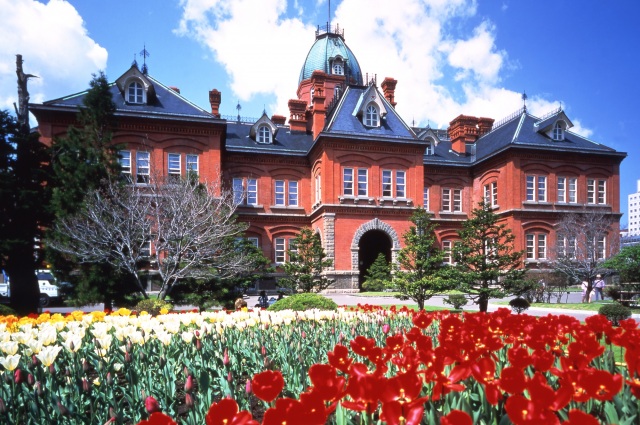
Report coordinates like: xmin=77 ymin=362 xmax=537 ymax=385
xmin=358 ymin=230 xmax=392 ymax=287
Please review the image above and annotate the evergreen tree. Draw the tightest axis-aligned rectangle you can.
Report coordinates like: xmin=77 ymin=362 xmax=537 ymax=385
xmin=280 ymin=228 xmax=333 ymax=293
xmin=393 ymin=208 xmax=454 ymax=310
xmin=453 ymin=202 xmax=525 ymax=312
xmin=604 ymin=245 xmax=640 ymax=284
xmin=362 ymin=253 xmax=391 ymax=292
xmin=46 ymin=72 xmax=128 ymax=309
xmin=0 ymin=110 xmax=51 ymax=314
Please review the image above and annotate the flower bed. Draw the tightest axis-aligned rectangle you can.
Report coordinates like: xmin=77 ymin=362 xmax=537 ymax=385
xmin=0 ymin=306 xmax=638 ymax=424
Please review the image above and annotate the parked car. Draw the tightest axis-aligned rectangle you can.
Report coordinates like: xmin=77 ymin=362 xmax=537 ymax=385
xmin=0 ymin=270 xmax=65 ymax=307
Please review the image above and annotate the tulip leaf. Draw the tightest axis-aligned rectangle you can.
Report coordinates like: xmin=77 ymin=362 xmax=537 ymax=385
xmin=199 ymin=369 xmax=210 ymax=393
xmin=604 ymin=401 xmax=620 ymax=424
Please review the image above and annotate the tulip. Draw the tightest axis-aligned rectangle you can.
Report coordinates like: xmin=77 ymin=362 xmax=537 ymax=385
xmin=83 ymin=358 xmax=90 ymax=372
xmin=145 ymin=396 xmax=161 ymax=414
xmin=14 ymin=369 xmax=23 ymax=384
xmin=185 ymin=375 xmax=193 ymax=393
xmin=227 ymin=371 xmax=233 ymax=383
xmin=27 ymin=373 xmax=35 ymax=386
xmin=57 ymin=401 xmax=70 ymax=417
xmin=223 ymin=348 xmax=229 ymax=366
xmin=35 ymin=381 xmax=44 ymax=397
xmin=261 ymin=345 xmax=266 ymax=357
xmin=0 ymin=354 xmax=21 ymax=371
xmin=382 ymin=323 xmax=390 ymax=334
xmin=107 ymin=372 xmax=113 ymax=385
xmin=246 ymin=378 xmax=252 ymax=395
xmin=82 ymin=378 xmax=91 ymax=393
xmin=0 ymin=398 xmax=5 ymax=414
xmin=185 ymin=393 xmax=194 ymax=410
xmin=196 ymin=339 xmax=202 ymax=351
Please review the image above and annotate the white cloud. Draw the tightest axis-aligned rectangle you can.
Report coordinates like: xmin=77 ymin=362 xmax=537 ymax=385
xmin=174 ymin=0 xmax=592 ymax=134
xmin=0 ymin=0 xmax=107 ymax=112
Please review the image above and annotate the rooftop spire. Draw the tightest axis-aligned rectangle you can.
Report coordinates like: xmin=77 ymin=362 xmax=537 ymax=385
xmin=139 ymin=44 xmax=150 ymax=75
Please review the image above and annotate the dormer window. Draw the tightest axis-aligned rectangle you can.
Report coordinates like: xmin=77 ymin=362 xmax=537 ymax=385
xmin=332 ymin=58 xmax=344 ymax=75
xmin=364 ymin=104 xmax=379 ymax=127
xmin=425 ymin=138 xmax=435 ymax=155
xmin=552 ymin=121 xmax=565 ymax=141
xmin=127 ymin=81 xmax=144 ymax=104
xmin=257 ymin=125 xmax=272 ymax=144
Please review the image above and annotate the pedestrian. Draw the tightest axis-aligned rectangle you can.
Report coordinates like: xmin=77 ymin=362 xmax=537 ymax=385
xmin=594 ymin=274 xmax=605 ymax=301
xmin=581 ymin=280 xmax=589 ymax=303
xmin=234 ymin=297 xmax=247 ymax=310
xmin=258 ymin=290 xmax=269 ymax=309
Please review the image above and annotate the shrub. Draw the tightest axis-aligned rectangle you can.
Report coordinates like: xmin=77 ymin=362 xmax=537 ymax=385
xmin=605 ymin=285 xmax=622 ymax=302
xmin=509 ymin=297 xmax=531 ymax=314
xmin=134 ymin=298 xmax=173 ymax=316
xmin=443 ymin=294 xmax=467 ymax=310
xmin=0 ymin=304 xmax=16 ymax=316
xmin=267 ymin=293 xmax=337 ymax=312
xmin=598 ymin=303 xmax=632 ymax=326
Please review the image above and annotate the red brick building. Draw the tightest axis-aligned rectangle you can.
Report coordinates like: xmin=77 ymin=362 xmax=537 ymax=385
xmin=31 ymin=25 xmax=626 ymax=291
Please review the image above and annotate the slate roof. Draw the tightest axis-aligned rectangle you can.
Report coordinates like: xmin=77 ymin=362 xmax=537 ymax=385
xmin=323 ymin=86 xmax=417 ymax=143
xmin=224 ymin=122 xmax=313 ymax=156
xmin=32 ymin=73 xmax=217 ymax=123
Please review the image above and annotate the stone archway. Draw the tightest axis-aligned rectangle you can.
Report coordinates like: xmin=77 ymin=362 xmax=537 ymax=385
xmin=351 ymin=218 xmax=401 ymax=288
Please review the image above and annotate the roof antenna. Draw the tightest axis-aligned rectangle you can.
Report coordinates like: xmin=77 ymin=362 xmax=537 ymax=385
xmin=521 ymin=90 xmax=527 ymax=112
xmin=236 ymin=101 xmax=242 ymax=123
xmin=140 ymin=44 xmax=150 ymax=75
xmin=132 ymin=53 xmax=138 ymax=68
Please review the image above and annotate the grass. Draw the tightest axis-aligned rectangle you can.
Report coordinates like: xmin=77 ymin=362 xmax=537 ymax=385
xmin=358 ymin=290 xmax=464 ymax=297
xmin=494 ymin=300 xmax=616 ymax=312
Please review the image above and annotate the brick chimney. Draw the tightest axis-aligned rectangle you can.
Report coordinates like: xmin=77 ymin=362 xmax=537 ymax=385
xmin=288 ymin=99 xmax=308 ymax=132
xmin=477 ymin=117 xmax=495 ymax=136
xmin=169 ymin=86 xmax=181 ymax=94
xmin=311 ymin=85 xmax=327 ymax=139
xmin=381 ymin=77 xmax=397 ymax=107
xmin=448 ymin=115 xmax=480 ymax=154
xmin=209 ymin=89 xmax=221 ymax=118
xmin=271 ymin=115 xmax=286 ymax=126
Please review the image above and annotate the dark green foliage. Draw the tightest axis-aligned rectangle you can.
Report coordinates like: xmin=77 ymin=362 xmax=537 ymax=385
xmin=362 ymin=253 xmax=391 ymax=292
xmin=604 ymin=246 xmax=640 ymax=299
xmin=62 ymin=263 xmax=140 ymax=310
xmin=134 ymin=298 xmax=173 ymax=316
xmin=605 ymin=285 xmax=622 ymax=302
xmin=453 ymin=202 xmax=526 ymax=312
xmin=598 ymin=303 xmax=632 ymax=326
xmin=280 ymin=228 xmax=334 ymax=293
xmin=393 ymin=208 xmax=455 ymax=310
xmin=443 ymin=294 xmax=468 ymax=310
xmin=0 ymin=304 xmax=16 ymax=316
xmin=509 ymin=297 xmax=531 ymax=314
xmin=267 ymin=293 xmax=338 ymax=311
xmin=0 ymin=109 xmax=51 ymax=314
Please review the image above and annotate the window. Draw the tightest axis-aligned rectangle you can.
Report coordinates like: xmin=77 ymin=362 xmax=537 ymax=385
xmin=314 ymin=174 xmax=321 ymax=204
xmin=168 ymin=153 xmax=181 ymax=177
xmin=587 ymin=178 xmax=607 ymax=204
xmin=381 ymin=170 xmax=406 ymax=198
xmin=364 ymin=104 xmax=379 ymax=127
xmin=442 ymin=188 xmax=462 ymax=212
xmin=552 ymin=122 xmax=564 ymax=141
xmin=556 ymin=234 xmax=576 ymax=259
xmin=127 ymin=81 xmax=143 ymax=104
xmin=186 ymin=154 xmax=198 ymax=176
xmin=423 ymin=186 xmax=429 ymax=210
xmin=526 ymin=175 xmax=547 ymax=202
xmin=274 ymin=237 xmax=296 ymax=264
xmin=257 ymin=125 xmax=272 ymax=144
xmin=274 ymin=180 xmax=298 ymax=207
xmin=136 ymin=151 xmax=150 ymax=184
xmin=596 ymin=236 xmax=606 ymax=260
xmin=119 ymin=151 xmax=131 ymax=176
xmin=484 ymin=182 xmax=498 ymax=207
xmin=343 ymin=167 xmax=368 ymax=197
xmin=557 ymin=177 xmax=577 ymax=203
xmin=442 ymin=240 xmax=453 ymax=264
xmin=140 ymin=240 xmax=151 ymax=258
xmin=247 ymin=237 xmax=259 ymax=248
xmin=233 ymin=177 xmax=258 ymax=206
xmin=425 ymin=142 xmax=433 ymax=156
xmin=332 ymin=59 xmax=344 ymax=75
xmin=526 ymin=233 xmax=547 ymax=260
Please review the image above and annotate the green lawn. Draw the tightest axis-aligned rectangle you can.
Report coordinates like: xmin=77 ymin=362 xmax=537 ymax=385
xmin=493 ymin=300 xmax=616 ymax=312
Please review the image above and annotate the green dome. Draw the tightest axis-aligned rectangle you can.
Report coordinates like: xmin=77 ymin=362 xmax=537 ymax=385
xmin=298 ymin=28 xmax=363 ymax=85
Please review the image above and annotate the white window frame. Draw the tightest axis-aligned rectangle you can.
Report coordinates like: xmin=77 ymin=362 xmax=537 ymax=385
xmin=442 ymin=240 xmax=453 ymax=265
xmin=257 ymin=125 xmax=272 ymax=144
xmin=247 ymin=237 xmax=259 ymax=248
xmin=396 ymin=171 xmax=406 ymax=198
xmin=332 ymin=59 xmax=344 ymax=75
xmin=526 ymin=233 xmax=547 ymax=260
xmin=556 ymin=234 xmax=577 ymax=260
xmin=596 ymin=236 xmax=606 ymax=260
xmin=128 ymin=81 xmax=144 ymax=104
xmin=526 ymin=175 xmax=547 ymax=202
xmin=246 ymin=178 xmax=258 ymax=205
xmin=275 ymin=180 xmax=285 ymax=206
xmin=587 ymin=178 xmax=607 ymax=205
xmin=119 ymin=150 xmax=131 ymax=176
xmin=343 ymin=168 xmax=354 ymax=196
xmin=557 ymin=177 xmax=577 ymax=203
xmin=382 ymin=170 xmax=392 ymax=197
xmin=315 ymin=174 xmax=322 ymax=204
xmin=552 ymin=122 xmax=564 ymax=141
xmin=136 ymin=151 xmax=150 ymax=184
xmin=233 ymin=177 xmax=258 ymax=206
xmin=484 ymin=182 xmax=498 ymax=207
xmin=357 ymin=169 xmax=368 ymax=197
xmin=425 ymin=142 xmax=433 ymax=156
xmin=442 ymin=188 xmax=462 ymax=212
xmin=186 ymin=154 xmax=198 ymax=176
xmin=288 ymin=181 xmax=298 ymax=206
xmin=274 ymin=238 xmax=286 ymax=264
xmin=168 ymin=153 xmax=181 ymax=177
xmin=423 ymin=186 xmax=429 ymax=210
xmin=364 ymin=104 xmax=379 ymax=127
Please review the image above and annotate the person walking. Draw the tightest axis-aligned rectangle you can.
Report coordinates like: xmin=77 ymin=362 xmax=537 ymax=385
xmin=594 ymin=275 xmax=605 ymax=301
xmin=581 ymin=280 xmax=589 ymax=303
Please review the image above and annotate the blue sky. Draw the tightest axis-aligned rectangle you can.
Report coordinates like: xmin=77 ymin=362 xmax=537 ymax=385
xmin=1 ymin=0 xmax=639 ymax=226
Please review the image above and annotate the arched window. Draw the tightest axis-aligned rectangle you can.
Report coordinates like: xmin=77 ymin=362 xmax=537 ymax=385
xmin=332 ymin=59 xmax=344 ymax=75
xmin=127 ymin=81 xmax=143 ymax=104
xmin=425 ymin=141 xmax=433 ymax=155
xmin=364 ymin=104 xmax=379 ymax=127
xmin=552 ymin=122 xmax=564 ymax=141
xmin=257 ymin=125 xmax=272 ymax=144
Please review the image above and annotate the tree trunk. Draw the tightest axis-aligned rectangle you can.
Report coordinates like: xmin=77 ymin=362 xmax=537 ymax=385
xmin=478 ymin=295 xmax=489 ymax=313
xmin=7 ymin=247 xmax=40 ymax=315
xmin=418 ymin=299 xmax=425 ymax=310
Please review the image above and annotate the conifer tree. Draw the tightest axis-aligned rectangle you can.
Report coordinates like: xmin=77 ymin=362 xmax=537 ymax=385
xmin=362 ymin=253 xmax=391 ymax=292
xmin=280 ymin=228 xmax=334 ymax=293
xmin=393 ymin=208 xmax=454 ymax=310
xmin=453 ymin=202 xmax=525 ymax=312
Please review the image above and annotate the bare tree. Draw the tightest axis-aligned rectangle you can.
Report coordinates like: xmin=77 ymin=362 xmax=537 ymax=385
xmin=552 ymin=210 xmax=618 ymax=298
xmin=49 ymin=175 xmax=251 ymax=299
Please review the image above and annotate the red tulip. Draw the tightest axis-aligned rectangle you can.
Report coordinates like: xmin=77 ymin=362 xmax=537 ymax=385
xmin=185 ymin=375 xmax=193 ymax=393
xmin=145 ymin=396 xmax=162 ymax=414
xmin=205 ymin=398 xmax=258 ymax=425
xmin=441 ymin=410 xmax=472 ymax=425
xmin=137 ymin=412 xmax=177 ymax=425
xmin=251 ymin=370 xmax=285 ymax=403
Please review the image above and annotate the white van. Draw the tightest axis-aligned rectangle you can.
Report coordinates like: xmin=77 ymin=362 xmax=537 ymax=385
xmin=0 ymin=270 xmax=63 ymax=307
